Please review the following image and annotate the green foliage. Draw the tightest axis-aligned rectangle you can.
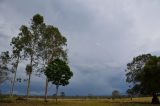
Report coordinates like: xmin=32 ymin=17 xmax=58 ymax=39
xmin=25 ymin=64 xmax=32 ymax=75
xmin=125 ymin=54 xmax=152 ymax=84
xmin=10 ymin=14 xmax=46 ymax=98
xmin=0 ymin=51 xmax=10 ymax=85
xmin=45 ymin=59 xmax=73 ymax=86
xmin=38 ymin=25 xmax=67 ymax=64
xmin=3 ymin=13 xmax=68 ymax=99
xmin=140 ymin=56 xmax=160 ymax=94
xmin=32 ymin=14 xmax=44 ymax=26
xmin=125 ymin=54 xmax=160 ymax=95
xmin=45 ymin=59 xmax=72 ymax=102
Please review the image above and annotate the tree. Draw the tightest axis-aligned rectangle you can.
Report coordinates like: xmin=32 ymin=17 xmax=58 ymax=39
xmin=45 ymin=59 xmax=73 ymax=103
xmin=125 ymin=54 xmax=152 ymax=95
xmin=0 ymin=51 xmax=10 ymax=85
xmin=18 ymin=14 xmax=45 ymax=98
xmin=142 ymin=56 xmax=160 ymax=104
xmin=60 ymin=91 xmax=65 ymax=98
xmin=125 ymin=54 xmax=160 ymax=104
xmin=37 ymin=23 xmax=67 ymax=101
xmin=10 ymin=34 xmax=24 ymax=97
xmin=0 ymin=51 xmax=11 ymax=94
xmin=126 ymin=88 xmax=134 ymax=100
xmin=125 ymin=54 xmax=152 ymax=85
xmin=112 ymin=90 xmax=120 ymax=99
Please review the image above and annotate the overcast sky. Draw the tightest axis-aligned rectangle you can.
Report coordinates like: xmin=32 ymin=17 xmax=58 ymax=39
xmin=1 ymin=0 xmax=160 ymax=96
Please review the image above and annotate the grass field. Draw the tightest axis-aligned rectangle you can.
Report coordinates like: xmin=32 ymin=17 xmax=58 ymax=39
xmin=0 ymin=97 xmax=160 ymax=106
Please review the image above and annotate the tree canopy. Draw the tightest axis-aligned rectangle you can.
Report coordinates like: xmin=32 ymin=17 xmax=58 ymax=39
xmin=45 ymin=59 xmax=73 ymax=86
xmin=45 ymin=58 xmax=73 ymax=102
xmin=125 ymin=54 xmax=160 ymax=104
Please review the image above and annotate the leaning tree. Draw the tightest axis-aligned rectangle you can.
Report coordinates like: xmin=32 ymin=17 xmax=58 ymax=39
xmin=125 ymin=54 xmax=160 ymax=104
xmin=10 ymin=33 xmax=24 ymax=96
xmin=45 ymin=59 xmax=73 ymax=103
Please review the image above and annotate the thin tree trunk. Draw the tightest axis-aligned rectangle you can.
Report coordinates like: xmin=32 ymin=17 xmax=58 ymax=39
xmin=9 ymin=80 xmax=12 ymax=97
xmin=152 ymin=92 xmax=160 ymax=104
xmin=26 ymin=73 xmax=31 ymax=99
xmin=44 ymin=78 xmax=48 ymax=102
xmin=10 ymin=64 xmax=18 ymax=96
xmin=26 ymin=55 xmax=33 ymax=99
xmin=44 ymin=58 xmax=51 ymax=101
xmin=55 ymin=85 xmax=59 ymax=103
xmin=11 ymin=56 xmax=19 ymax=97
xmin=130 ymin=95 xmax=132 ymax=100
xmin=10 ymin=71 xmax=17 ymax=97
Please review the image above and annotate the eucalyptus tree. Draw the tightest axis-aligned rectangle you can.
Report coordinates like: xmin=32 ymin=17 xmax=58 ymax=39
xmin=38 ymin=25 xmax=67 ymax=101
xmin=10 ymin=34 xmax=24 ymax=96
xmin=0 ymin=51 xmax=11 ymax=94
xmin=45 ymin=59 xmax=73 ymax=103
xmin=18 ymin=14 xmax=45 ymax=98
xmin=0 ymin=51 xmax=10 ymax=85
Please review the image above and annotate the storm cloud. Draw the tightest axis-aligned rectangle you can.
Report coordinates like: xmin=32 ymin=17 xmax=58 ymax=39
xmin=1 ymin=0 xmax=160 ymax=96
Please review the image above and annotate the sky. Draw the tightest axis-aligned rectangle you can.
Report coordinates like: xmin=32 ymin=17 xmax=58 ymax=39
xmin=1 ymin=0 xmax=160 ymax=96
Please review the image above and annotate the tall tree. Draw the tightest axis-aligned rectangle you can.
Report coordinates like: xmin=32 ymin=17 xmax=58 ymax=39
xmin=37 ymin=25 xmax=67 ymax=101
xmin=19 ymin=14 xmax=45 ymax=98
xmin=125 ymin=54 xmax=160 ymax=104
xmin=10 ymin=34 xmax=24 ymax=96
xmin=45 ymin=59 xmax=73 ymax=103
xmin=0 ymin=51 xmax=11 ymax=94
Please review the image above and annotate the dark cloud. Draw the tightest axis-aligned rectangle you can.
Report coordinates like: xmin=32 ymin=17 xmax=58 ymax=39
xmin=1 ymin=0 xmax=160 ymax=96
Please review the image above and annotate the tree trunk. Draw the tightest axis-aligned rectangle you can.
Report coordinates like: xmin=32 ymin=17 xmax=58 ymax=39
xmin=55 ymin=85 xmax=59 ymax=103
xmin=152 ymin=92 xmax=160 ymax=104
xmin=26 ymin=55 xmax=33 ymax=99
xmin=10 ymin=56 xmax=19 ymax=97
xmin=44 ymin=58 xmax=51 ymax=101
xmin=26 ymin=73 xmax=31 ymax=99
xmin=9 ymin=80 xmax=13 ymax=97
xmin=130 ymin=95 xmax=132 ymax=101
xmin=44 ymin=78 xmax=48 ymax=102
xmin=10 ymin=71 xmax=17 ymax=97
xmin=10 ymin=65 xmax=18 ymax=97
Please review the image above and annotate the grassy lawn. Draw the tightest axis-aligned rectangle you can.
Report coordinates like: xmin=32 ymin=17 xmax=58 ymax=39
xmin=0 ymin=97 xmax=159 ymax=106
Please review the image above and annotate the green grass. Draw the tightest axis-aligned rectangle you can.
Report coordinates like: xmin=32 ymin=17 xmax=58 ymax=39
xmin=0 ymin=97 xmax=160 ymax=106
